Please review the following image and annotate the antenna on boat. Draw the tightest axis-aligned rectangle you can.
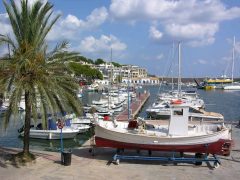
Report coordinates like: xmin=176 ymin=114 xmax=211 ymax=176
xmin=177 ymin=42 xmax=182 ymax=98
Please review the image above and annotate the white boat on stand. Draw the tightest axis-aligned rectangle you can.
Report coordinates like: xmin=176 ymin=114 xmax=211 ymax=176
xmin=94 ymin=105 xmax=232 ymax=156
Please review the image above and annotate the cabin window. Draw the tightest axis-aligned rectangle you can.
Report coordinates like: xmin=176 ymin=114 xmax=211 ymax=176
xmin=173 ymin=109 xmax=183 ymax=116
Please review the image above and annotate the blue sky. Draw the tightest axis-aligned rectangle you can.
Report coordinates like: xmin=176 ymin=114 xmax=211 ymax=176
xmin=1 ymin=0 xmax=240 ymax=78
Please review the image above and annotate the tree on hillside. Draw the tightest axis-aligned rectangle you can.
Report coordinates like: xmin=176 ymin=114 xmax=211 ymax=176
xmin=0 ymin=0 xmax=82 ymax=160
xmin=76 ymin=56 xmax=88 ymax=62
xmin=112 ymin=61 xmax=122 ymax=67
xmin=69 ymin=62 xmax=103 ymax=81
xmin=74 ymin=56 xmax=94 ymax=64
xmin=87 ymin=58 xmax=94 ymax=64
xmin=95 ymin=58 xmax=105 ymax=65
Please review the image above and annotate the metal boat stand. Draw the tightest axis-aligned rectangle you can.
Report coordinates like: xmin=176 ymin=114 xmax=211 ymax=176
xmin=88 ymin=135 xmax=96 ymax=156
xmin=113 ymin=150 xmax=221 ymax=168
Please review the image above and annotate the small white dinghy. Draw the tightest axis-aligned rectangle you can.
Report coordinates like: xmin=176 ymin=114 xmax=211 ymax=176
xmin=19 ymin=119 xmax=79 ymax=140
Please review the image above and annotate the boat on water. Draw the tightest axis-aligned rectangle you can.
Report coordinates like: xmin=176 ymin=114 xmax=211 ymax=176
xmin=0 ymin=105 xmax=8 ymax=116
xmin=19 ymin=127 xmax=79 ymax=140
xmin=223 ymin=37 xmax=240 ymax=90
xmin=223 ymin=83 xmax=240 ymax=90
xmin=0 ymin=105 xmax=24 ymax=116
xmin=195 ymin=76 xmax=232 ymax=90
xmin=71 ymin=124 xmax=90 ymax=133
xmin=94 ymin=105 xmax=232 ymax=156
xmin=148 ymin=107 xmax=224 ymax=121
xmin=19 ymin=119 xmax=79 ymax=140
xmin=65 ymin=115 xmax=91 ymax=133
xmin=147 ymin=43 xmax=205 ymax=118
xmin=197 ymin=78 xmax=232 ymax=90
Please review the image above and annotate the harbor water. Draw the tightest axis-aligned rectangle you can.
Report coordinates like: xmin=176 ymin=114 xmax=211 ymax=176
xmin=139 ymin=85 xmax=240 ymax=121
xmin=0 ymin=85 xmax=240 ymax=151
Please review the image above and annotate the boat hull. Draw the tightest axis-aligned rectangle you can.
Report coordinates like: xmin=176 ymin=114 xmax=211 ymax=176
xmin=95 ymin=137 xmax=231 ymax=155
xmin=20 ymin=129 xmax=78 ymax=140
xmin=95 ymin=123 xmax=232 ymax=156
xmin=223 ymin=85 xmax=240 ymax=90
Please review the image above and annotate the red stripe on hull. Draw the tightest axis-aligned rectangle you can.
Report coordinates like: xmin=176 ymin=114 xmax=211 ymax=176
xmin=95 ymin=136 xmax=232 ymax=156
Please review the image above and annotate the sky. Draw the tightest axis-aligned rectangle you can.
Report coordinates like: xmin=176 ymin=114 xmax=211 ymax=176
xmin=1 ymin=0 xmax=240 ymax=78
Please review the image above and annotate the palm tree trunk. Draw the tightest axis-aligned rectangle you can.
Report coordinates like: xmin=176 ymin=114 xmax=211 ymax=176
xmin=23 ymin=91 xmax=31 ymax=155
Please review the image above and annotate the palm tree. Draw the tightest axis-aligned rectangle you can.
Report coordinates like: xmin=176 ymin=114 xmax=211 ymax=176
xmin=0 ymin=0 xmax=82 ymax=158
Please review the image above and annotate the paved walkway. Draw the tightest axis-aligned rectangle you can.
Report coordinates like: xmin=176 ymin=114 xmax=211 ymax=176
xmin=0 ymin=127 xmax=240 ymax=180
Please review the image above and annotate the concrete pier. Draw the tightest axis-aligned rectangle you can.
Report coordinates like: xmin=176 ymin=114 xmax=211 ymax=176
xmin=116 ymin=91 xmax=150 ymax=121
xmin=1 ymin=126 xmax=240 ymax=180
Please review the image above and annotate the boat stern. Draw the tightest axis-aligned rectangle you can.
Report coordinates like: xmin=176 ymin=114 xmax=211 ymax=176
xmin=220 ymin=139 xmax=233 ymax=156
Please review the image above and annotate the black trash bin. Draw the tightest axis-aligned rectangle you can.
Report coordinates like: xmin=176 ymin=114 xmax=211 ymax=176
xmin=61 ymin=150 xmax=72 ymax=166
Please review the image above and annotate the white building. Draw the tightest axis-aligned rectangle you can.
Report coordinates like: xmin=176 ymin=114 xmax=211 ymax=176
xmin=122 ymin=77 xmax=160 ymax=85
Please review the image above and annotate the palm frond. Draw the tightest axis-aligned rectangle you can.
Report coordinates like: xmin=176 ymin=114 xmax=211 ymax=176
xmin=0 ymin=0 xmax=82 ymax=133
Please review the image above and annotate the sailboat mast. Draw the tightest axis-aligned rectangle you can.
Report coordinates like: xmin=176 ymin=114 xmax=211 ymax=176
xmin=111 ymin=48 xmax=113 ymax=83
xmin=178 ymin=42 xmax=181 ymax=98
xmin=171 ymin=42 xmax=175 ymax=91
xmin=108 ymin=48 xmax=113 ymax=110
xmin=231 ymin=36 xmax=235 ymax=83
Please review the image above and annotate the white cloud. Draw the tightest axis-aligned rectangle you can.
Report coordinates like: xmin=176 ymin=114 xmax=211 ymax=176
xmin=110 ymin=0 xmax=240 ymax=23
xmin=109 ymin=0 xmax=240 ymax=46
xmin=0 ymin=13 xmax=12 ymax=36
xmin=47 ymin=7 xmax=108 ymax=41
xmin=156 ymin=53 xmax=164 ymax=60
xmin=149 ymin=26 xmax=163 ymax=40
xmin=165 ymin=23 xmax=218 ymax=40
xmin=60 ymin=7 xmax=108 ymax=30
xmin=197 ymin=59 xmax=207 ymax=65
xmin=188 ymin=37 xmax=215 ymax=47
xmin=78 ymin=34 xmax=127 ymax=54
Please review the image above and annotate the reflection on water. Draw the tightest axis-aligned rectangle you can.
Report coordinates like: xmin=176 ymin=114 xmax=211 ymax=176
xmin=27 ymin=133 xmax=90 ymax=152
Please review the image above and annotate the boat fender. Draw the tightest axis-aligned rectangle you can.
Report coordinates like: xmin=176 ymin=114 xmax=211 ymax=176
xmin=171 ymin=99 xmax=183 ymax=104
xmin=103 ymin=115 xmax=110 ymax=121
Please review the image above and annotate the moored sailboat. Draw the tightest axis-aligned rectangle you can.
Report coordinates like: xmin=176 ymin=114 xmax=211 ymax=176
xmin=223 ymin=37 xmax=240 ymax=90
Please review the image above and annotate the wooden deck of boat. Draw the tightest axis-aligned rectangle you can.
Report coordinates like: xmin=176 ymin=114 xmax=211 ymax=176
xmin=116 ymin=92 xmax=150 ymax=121
xmin=145 ymin=119 xmax=225 ymax=125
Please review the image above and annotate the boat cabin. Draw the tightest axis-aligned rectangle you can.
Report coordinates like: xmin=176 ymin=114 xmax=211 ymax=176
xmin=168 ymin=105 xmax=189 ymax=136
